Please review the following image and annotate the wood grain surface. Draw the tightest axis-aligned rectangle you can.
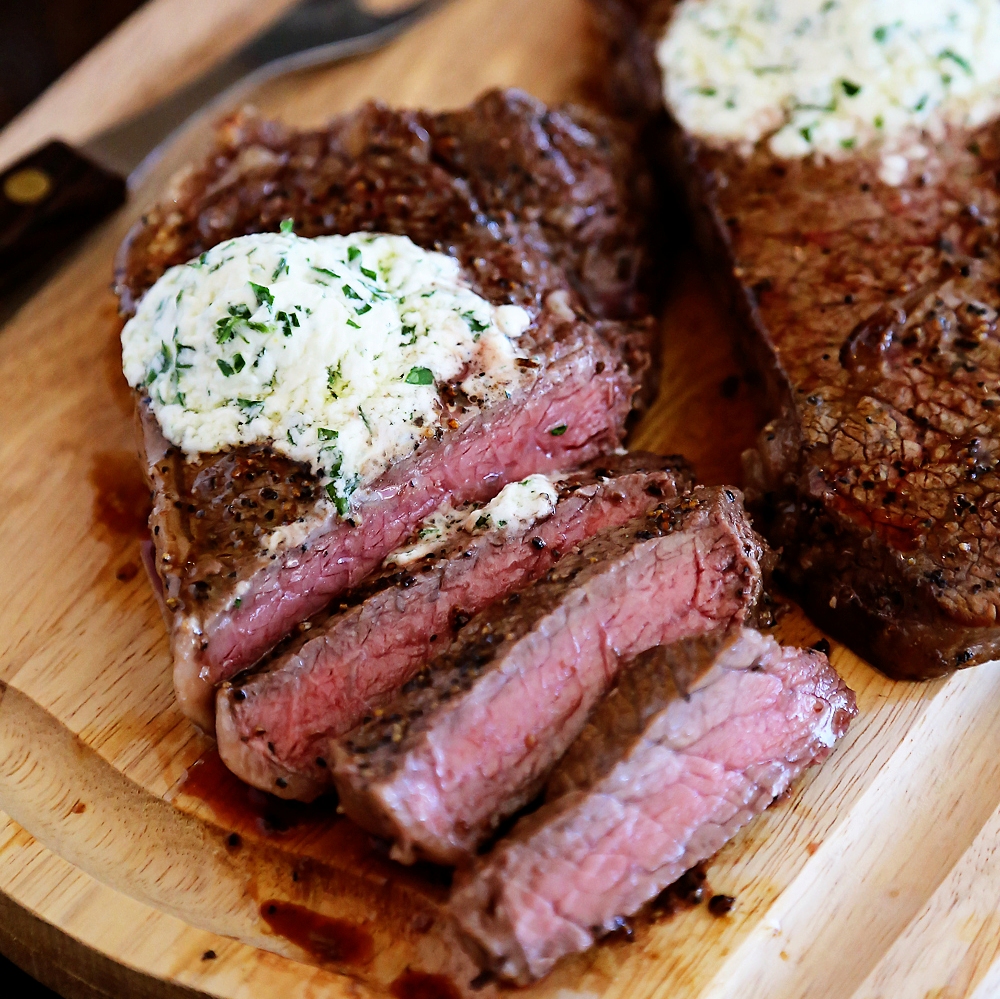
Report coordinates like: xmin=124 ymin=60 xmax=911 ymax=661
xmin=2 ymin=1 xmax=999 ymax=997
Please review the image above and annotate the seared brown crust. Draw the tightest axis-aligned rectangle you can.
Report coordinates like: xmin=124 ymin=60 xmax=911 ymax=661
xmin=141 ymin=423 xmax=321 ymax=601
xmin=116 ymin=89 xmax=653 ymax=323
xmin=596 ymin=0 xmax=1000 ymax=679
xmin=588 ymin=0 xmax=674 ymax=121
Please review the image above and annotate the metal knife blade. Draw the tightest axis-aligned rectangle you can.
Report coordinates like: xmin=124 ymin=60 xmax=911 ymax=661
xmin=82 ymin=0 xmax=440 ymax=187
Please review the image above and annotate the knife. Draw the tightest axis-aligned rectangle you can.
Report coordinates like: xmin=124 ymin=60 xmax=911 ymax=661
xmin=0 ymin=0 xmax=440 ymax=297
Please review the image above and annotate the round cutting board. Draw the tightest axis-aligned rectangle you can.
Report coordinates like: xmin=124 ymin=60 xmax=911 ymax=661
xmin=3 ymin=2 xmax=1000 ymax=997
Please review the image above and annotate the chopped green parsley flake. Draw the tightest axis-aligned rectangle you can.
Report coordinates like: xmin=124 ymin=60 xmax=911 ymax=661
xmin=215 ymin=303 xmax=251 ymax=343
xmin=249 ymin=282 xmax=273 ymax=309
xmin=405 ymin=366 xmax=434 ymax=385
xmin=939 ymin=48 xmax=972 ymax=74
xmin=238 ymin=398 xmax=263 ymax=417
xmin=327 ymin=362 xmax=347 ymax=398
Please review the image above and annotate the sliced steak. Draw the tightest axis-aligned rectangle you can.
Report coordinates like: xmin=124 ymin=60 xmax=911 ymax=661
xmin=451 ymin=627 xmax=857 ymax=983
xmin=152 ymin=319 xmax=640 ymax=728
xmin=593 ymin=0 xmax=1000 ymax=679
xmin=216 ymin=454 xmax=693 ymax=800
xmin=332 ymin=486 xmax=765 ymax=866
xmin=122 ymin=89 xmax=659 ymax=728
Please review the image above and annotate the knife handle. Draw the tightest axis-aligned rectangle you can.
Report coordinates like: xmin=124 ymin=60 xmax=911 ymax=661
xmin=0 ymin=141 xmax=126 ymax=298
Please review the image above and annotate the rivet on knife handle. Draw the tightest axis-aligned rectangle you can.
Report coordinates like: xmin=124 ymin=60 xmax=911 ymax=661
xmin=0 ymin=141 xmax=126 ymax=298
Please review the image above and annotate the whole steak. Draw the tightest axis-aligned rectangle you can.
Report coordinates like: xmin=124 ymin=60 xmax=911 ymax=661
xmin=594 ymin=0 xmax=1000 ymax=679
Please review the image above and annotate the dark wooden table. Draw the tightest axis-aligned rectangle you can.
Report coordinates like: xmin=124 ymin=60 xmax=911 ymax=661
xmin=8 ymin=958 xmax=60 ymax=999
xmin=0 ymin=0 xmax=144 ymax=131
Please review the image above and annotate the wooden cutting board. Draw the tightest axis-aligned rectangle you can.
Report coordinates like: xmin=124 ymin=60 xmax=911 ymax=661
xmin=4 ymin=1 xmax=1000 ymax=997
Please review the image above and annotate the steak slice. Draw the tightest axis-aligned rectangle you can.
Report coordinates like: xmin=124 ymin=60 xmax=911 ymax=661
xmin=451 ymin=627 xmax=857 ymax=984
xmin=216 ymin=453 xmax=693 ymax=800
xmin=593 ymin=1 xmax=1000 ymax=679
xmin=332 ymin=486 xmax=766 ymax=866
xmin=121 ymin=89 xmax=659 ymax=728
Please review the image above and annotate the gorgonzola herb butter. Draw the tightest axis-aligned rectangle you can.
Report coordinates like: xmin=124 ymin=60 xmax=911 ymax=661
xmin=121 ymin=229 xmax=532 ymax=513
xmin=659 ymin=0 xmax=1000 ymax=175
xmin=385 ymin=474 xmax=561 ymax=566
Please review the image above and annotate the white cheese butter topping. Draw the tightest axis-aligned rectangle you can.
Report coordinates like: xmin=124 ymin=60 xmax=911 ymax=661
xmin=385 ymin=475 xmax=561 ymax=566
xmin=121 ymin=230 xmax=532 ymax=513
xmin=659 ymin=0 xmax=1000 ymax=176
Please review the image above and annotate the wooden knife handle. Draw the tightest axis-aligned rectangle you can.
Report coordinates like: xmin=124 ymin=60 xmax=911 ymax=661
xmin=0 ymin=141 xmax=126 ymax=298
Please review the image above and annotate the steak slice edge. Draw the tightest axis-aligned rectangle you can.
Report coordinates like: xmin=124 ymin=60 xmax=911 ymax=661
xmin=332 ymin=486 xmax=766 ymax=866
xmin=216 ymin=453 xmax=693 ymax=800
xmin=451 ymin=627 xmax=858 ymax=983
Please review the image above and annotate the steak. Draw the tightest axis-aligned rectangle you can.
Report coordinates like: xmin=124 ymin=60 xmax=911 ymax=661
xmin=332 ymin=486 xmax=766 ymax=866
xmin=451 ymin=627 xmax=857 ymax=984
xmin=216 ymin=454 xmax=693 ymax=801
xmin=593 ymin=1 xmax=1000 ymax=679
xmin=119 ymin=89 xmax=660 ymax=727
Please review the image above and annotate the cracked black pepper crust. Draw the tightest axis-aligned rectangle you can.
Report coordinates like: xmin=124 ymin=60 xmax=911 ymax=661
xmin=591 ymin=0 xmax=1000 ymax=678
